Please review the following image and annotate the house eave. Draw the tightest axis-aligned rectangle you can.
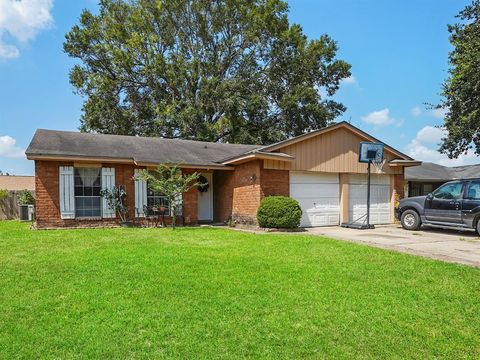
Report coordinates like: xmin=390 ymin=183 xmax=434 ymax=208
xmin=27 ymin=154 xmax=235 ymax=170
xmin=389 ymin=160 xmax=423 ymax=167
xmin=222 ymin=151 xmax=294 ymax=165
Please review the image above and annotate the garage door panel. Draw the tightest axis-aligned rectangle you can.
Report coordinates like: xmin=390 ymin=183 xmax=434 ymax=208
xmin=348 ymin=175 xmax=391 ymax=225
xmin=349 ymin=174 xmax=390 ymax=185
xmin=290 ymin=183 xmax=339 ymax=199
xmin=290 ymin=172 xmax=339 ymax=184
xmin=290 ymin=172 xmax=340 ymax=227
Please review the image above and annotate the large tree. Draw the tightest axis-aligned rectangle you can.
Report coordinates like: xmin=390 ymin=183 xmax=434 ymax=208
xmin=439 ymin=0 xmax=480 ymax=158
xmin=64 ymin=0 xmax=351 ymax=144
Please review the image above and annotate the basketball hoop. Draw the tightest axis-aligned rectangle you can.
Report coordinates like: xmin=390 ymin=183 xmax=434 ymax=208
xmin=341 ymin=141 xmax=385 ymax=230
xmin=372 ymin=158 xmax=386 ymax=174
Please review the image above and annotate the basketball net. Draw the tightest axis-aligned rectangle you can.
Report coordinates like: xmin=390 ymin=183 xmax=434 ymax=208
xmin=372 ymin=158 xmax=386 ymax=174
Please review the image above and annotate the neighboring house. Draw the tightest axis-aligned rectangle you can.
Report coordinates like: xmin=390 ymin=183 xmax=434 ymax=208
xmin=0 ymin=175 xmax=35 ymax=220
xmin=405 ymin=162 xmax=480 ymax=197
xmin=26 ymin=121 xmax=419 ymax=229
xmin=0 ymin=175 xmax=35 ymax=191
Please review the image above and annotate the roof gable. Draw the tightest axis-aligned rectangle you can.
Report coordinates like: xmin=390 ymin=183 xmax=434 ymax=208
xmin=260 ymin=121 xmax=412 ymax=160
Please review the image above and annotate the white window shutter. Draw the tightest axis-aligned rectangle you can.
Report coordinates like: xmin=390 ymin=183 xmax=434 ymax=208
xmin=134 ymin=169 xmax=147 ymax=217
xmin=59 ymin=166 xmax=75 ymax=219
xmin=102 ymin=167 xmax=116 ymax=218
xmin=174 ymin=193 xmax=183 ymax=215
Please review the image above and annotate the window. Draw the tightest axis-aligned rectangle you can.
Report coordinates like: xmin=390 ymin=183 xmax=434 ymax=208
xmin=466 ymin=181 xmax=480 ymax=200
xmin=147 ymin=185 xmax=170 ymax=215
xmin=423 ymin=184 xmax=433 ymax=195
xmin=74 ymin=168 xmax=102 ymax=217
xmin=433 ymin=182 xmax=463 ymax=200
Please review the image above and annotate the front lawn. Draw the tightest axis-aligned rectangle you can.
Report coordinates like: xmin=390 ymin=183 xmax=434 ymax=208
xmin=0 ymin=221 xmax=479 ymax=359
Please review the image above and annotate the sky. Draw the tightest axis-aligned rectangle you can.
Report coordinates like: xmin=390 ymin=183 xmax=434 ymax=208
xmin=0 ymin=0 xmax=476 ymax=175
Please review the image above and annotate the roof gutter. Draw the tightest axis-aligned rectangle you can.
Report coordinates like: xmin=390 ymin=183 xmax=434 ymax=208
xmin=26 ymin=154 xmax=235 ymax=170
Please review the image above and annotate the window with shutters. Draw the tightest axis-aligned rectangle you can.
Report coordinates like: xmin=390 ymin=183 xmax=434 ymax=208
xmin=74 ymin=168 xmax=102 ymax=217
xmin=146 ymin=184 xmax=170 ymax=215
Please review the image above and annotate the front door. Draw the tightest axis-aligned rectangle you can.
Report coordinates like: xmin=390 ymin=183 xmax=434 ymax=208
xmin=424 ymin=181 xmax=464 ymax=224
xmin=197 ymin=173 xmax=213 ymax=222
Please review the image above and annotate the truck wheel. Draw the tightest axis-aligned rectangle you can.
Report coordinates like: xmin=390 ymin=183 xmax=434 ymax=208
xmin=401 ymin=210 xmax=421 ymax=231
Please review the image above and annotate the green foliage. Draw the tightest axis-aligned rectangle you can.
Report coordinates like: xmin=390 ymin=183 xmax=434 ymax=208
xmin=257 ymin=195 xmax=302 ymax=228
xmin=16 ymin=190 xmax=35 ymax=206
xmin=136 ymin=163 xmax=200 ymax=228
xmin=100 ymin=185 xmax=129 ymax=222
xmin=439 ymin=1 xmax=480 ymax=157
xmin=64 ymin=0 xmax=351 ymax=145
xmin=0 ymin=189 xmax=9 ymax=202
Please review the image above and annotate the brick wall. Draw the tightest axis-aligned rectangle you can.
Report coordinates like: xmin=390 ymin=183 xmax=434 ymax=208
xmin=34 ymin=161 xmax=199 ymax=228
xmin=181 ymin=168 xmax=199 ymax=225
xmin=213 ymin=171 xmax=234 ymax=223
xmin=393 ymin=173 xmax=406 ymax=199
xmin=231 ymin=160 xmax=263 ymax=224
xmin=261 ymin=168 xmax=289 ymax=197
xmin=230 ymin=160 xmax=289 ymax=224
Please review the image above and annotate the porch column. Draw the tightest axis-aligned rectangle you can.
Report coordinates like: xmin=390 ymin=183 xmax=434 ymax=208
xmin=339 ymin=173 xmax=349 ymax=224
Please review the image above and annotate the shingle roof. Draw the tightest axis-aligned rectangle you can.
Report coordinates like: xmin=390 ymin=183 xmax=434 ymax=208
xmin=26 ymin=129 xmax=261 ymax=167
xmin=405 ymin=162 xmax=480 ymax=181
xmin=0 ymin=175 xmax=35 ymax=191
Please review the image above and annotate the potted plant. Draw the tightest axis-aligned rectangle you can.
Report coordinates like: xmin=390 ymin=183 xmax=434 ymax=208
xmin=100 ymin=185 xmax=131 ymax=227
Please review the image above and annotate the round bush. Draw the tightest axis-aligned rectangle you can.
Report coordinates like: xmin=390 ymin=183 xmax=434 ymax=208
xmin=257 ymin=196 xmax=302 ymax=229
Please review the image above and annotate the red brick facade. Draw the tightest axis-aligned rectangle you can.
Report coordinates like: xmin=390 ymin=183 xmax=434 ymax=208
xmin=34 ymin=161 xmax=198 ymax=229
xmin=34 ymin=159 xmax=291 ymax=228
xmin=213 ymin=171 xmax=234 ymax=223
xmin=230 ymin=161 xmax=290 ymax=224
xmin=393 ymin=173 xmax=406 ymax=200
xmin=33 ymin=159 xmax=407 ymax=228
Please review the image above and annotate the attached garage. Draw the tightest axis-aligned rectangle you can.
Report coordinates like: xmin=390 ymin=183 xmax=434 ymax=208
xmin=348 ymin=174 xmax=391 ymax=225
xmin=290 ymin=172 xmax=340 ymax=227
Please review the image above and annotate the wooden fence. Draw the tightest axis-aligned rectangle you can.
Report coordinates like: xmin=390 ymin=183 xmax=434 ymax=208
xmin=0 ymin=191 xmax=34 ymax=220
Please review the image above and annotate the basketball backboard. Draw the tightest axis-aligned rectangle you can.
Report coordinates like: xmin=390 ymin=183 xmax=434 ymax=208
xmin=358 ymin=142 xmax=384 ymax=163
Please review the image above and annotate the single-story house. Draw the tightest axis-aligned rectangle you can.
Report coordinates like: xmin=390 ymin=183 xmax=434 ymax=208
xmin=26 ymin=121 xmax=420 ymax=229
xmin=0 ymin=175 xmax=35 ymax=220
xmin=0 ymin=175 xmax=35 ymax=191
xmin=405 ymin=162 xmax=480 ymax=197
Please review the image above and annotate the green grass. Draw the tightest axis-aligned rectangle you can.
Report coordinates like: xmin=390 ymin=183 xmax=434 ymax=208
xmin=1 ymin=221 xmax=479 ymax=359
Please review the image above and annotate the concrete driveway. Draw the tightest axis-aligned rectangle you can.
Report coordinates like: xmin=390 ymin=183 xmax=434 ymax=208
xmin=306 ymin=225 xmax=480 ymax=268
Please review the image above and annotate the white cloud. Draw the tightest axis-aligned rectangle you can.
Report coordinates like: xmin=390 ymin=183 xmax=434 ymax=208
xmin=0 ymin=135 xmax=25 ymax=158
xmin=414 ymin=125 xmax=444 ymax=144
xmin=341 ymin=75 xmax=358 ymax=86
xmin=0 ymin=0 xmax=53 ymax=60
xmin=430 ymin=107 xmax=448 ymax=119
xmin=406 ymin=126 xmax=479 ymax=166
xmin=411 ymin=106 xmax=422 ymax=117
xmin=361 ymin=108 xmax=396 ymax=126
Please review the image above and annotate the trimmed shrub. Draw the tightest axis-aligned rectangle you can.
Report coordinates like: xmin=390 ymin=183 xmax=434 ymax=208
xmin=257 ymin=196 xmax=302 ymax=229
xmin=17 ymin=190 xmax=35 ymax=206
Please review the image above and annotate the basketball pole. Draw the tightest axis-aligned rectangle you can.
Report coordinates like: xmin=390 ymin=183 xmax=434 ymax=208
xmin=367 ymin=160 xmax=371 ymax=228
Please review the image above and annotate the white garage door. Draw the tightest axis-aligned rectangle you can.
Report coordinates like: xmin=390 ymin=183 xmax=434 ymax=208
xmin=290 ymin=172 xmax=340 ymax=227
xmin=349 ymin=175 xmax=391 ymax=225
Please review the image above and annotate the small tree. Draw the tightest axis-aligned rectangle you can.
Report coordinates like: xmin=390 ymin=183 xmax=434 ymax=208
xmin=0 ymin=189 xmax=8 ymax=209
xmin=100 ymin=185 xmax=129 ymax=223
xmin=17 ymin=190 xmax=35 ymax=206
xmin=136 ymin=164 xmax=201 ymax=229
xmin=0 ymin=189 xmax=8 ymax=201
